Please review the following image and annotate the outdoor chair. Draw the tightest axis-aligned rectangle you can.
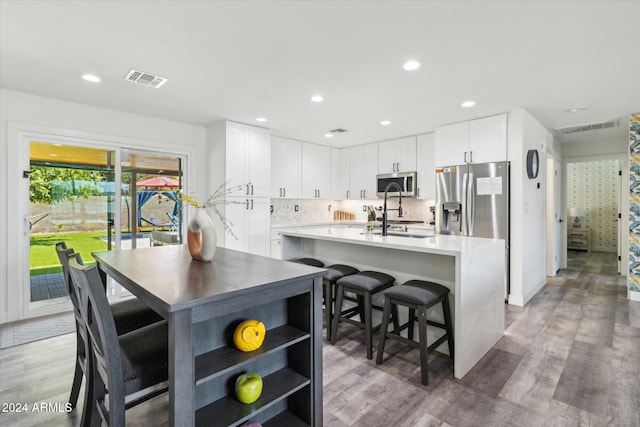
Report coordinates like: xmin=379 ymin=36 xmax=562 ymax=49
xmin=141 ymin=216 xmax=172 ymax=227
xmin=67 ymin=252 xmax=169 ymax=426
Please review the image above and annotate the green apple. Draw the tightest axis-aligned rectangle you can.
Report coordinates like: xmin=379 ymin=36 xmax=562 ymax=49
xmin=235 ymin=372 xmax=263 ymax=404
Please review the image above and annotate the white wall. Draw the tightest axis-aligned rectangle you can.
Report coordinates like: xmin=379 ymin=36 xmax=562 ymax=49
xmin=562 ymin=136 xmax=628 ymax=158
xmin=508 ymin=109 xmax=554 ymax=306
xmin=0 ymin=88 xmax=207 ymax=324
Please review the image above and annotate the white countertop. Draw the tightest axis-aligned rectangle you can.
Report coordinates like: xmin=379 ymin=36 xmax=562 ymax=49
xmin=280 ymin=226 xmax=503 ymax=257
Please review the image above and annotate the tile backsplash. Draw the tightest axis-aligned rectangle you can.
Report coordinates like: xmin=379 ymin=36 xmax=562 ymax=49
xmin=271 ymin=197 xmax=435 ymax=226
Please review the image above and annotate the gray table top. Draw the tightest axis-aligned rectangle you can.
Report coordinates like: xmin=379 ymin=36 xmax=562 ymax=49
xmin=92 ymin=245 xmax=324 ymax=312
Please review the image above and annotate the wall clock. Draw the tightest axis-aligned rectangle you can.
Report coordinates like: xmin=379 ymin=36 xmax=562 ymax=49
xmin=526 ymin=149 xmax=539 ymax=179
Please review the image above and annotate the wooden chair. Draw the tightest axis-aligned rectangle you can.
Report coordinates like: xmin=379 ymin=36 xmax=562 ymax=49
xmin=67 ymin=253 xmax=169 ymax=426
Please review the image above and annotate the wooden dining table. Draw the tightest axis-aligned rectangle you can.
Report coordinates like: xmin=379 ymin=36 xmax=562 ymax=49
xmin=93 ymin=244 xmax=324 ymax=426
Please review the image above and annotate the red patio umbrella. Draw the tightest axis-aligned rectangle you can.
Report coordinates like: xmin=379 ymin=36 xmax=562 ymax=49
xmin=135 ymin=176 xmax=180 ymax=188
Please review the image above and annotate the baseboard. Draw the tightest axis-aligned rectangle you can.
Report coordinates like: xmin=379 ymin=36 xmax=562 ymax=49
xmin=508 ymin=278 xmax=546 ymax=307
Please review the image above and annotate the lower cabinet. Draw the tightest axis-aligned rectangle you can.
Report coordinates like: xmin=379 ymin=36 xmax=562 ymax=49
xmin=224 ymin=197 xmax=271 ymax=256
xmin=193 ymin=282 xmax=319 ymax=426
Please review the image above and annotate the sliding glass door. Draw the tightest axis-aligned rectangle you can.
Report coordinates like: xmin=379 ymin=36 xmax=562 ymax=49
xmin=26 ymin=141 xmax=184 ymax=311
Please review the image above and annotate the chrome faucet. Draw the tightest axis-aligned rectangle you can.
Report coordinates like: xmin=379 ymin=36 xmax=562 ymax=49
xmin=381 ymin=182 xmax=403 ymax=236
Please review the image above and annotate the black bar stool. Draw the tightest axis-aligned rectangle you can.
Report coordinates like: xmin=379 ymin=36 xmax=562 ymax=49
xmin=330 ymin=271 xmax=397 ymax=359
xmin=292 ymin=257 xmax=325 ymax=268
xmin=292 ymin=258 xmax=360 ymax=340
xmin=376 ymin=280 xmax=453 ymax=386
xmin=322 ymin=264 xmax=360 ymax=339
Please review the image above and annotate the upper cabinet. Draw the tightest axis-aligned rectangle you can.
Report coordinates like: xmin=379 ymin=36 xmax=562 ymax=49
xmin=338 ymin=147 xmax=351 ymax=199
xmin=349 ymin=145 xmax=378 ymax=199
xmin=434 ymin=113 xmax=507 ymax=167
xmin=271 ymin=136 xmax=301 ymax=199
xmin=225 ymin=121 xmax=271 ymax=197
xmin=301 ymin=142 xmax=331 ymax=199
xmin=330 ymin=148 xmax=342 ymax=200
xmin=416 ymin=133 xmax=435 ymax=200
xmin=378 ymin=136 xmax=417 ymax=174
xmin=467 ymin=114 xmax=508 ymax=164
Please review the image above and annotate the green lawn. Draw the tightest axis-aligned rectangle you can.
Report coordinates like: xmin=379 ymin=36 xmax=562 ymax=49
xmin=30 ymin=231 xmax=108 ymax=275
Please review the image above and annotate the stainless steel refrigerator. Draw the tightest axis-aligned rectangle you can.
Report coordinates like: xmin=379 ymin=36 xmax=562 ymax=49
xmin=435 ymin=161 xmax=510 ymax=296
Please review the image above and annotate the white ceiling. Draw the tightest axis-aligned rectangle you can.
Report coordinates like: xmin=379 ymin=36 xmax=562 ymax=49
xmin=1 ymin=1 xmax=639 ymax=147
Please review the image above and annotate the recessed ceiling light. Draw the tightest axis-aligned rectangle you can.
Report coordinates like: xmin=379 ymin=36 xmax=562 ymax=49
xmin=81 ymin=74 xmax=101 ymax=83
xmin=565 ymin=107 xmax=589 ymax=113
xmin=256 ymin=117 xmax=267 ymax=122
xmin=403 ymin=60 xmax=420 ymax=71
xmin=461 ymin=100 xmax=476 ymax=108
xmin=311 ymin=95 xmax=324 ymax=103
xmin=324 ymin=133 xmax=334 ymax=138
xmin=380 ymin=120 xmax=391 ymax=126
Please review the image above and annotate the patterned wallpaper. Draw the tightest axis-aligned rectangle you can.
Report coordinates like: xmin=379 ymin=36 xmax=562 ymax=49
xmin=566 ymin=160 xmax=619 ymax=252
xmin=628 ymin=113 xmax=640 ymax=293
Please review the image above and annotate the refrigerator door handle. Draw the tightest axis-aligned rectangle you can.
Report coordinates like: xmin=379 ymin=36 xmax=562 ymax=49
xmin=462 ymin=172 xmax=468 ymax=235
xmin=467 ymin=172 xmax=474 ymax=235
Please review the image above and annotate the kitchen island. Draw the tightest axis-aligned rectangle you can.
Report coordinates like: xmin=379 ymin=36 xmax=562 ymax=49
xmin=280 ymin=227 xmax=505 ymax=379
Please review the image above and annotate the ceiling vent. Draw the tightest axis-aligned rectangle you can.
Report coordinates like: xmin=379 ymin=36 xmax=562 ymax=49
xmin=124 ymin=69 xmax=168 ymax=88
xmin=553 ymin=119 xmax=618 ymax=135
xmin=329 ymin=128 xmax=348 ymax=133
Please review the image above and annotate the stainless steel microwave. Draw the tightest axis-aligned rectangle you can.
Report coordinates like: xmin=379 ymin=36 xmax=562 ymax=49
xmin=376 ymin=172 xmax=417 ymax=197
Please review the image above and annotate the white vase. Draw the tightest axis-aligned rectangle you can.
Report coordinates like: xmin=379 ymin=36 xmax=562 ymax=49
xmin=187 ymin=208 xmax=217 ymax=262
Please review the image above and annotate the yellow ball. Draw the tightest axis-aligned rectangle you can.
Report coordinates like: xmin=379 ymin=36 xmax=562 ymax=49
xmin=233 ymin=320 xmax=266 ymax=352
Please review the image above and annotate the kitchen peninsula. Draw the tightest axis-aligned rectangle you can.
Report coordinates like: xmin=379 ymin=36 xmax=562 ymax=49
xmin=280 ymin=227 xmax=505 ymax=379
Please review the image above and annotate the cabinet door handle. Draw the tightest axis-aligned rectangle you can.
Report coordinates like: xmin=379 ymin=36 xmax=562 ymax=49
xmin=246 ymin=199 xmax=250 ymax=209
xmin=251 ymin=184 xmax=254 ymax=195
xmin=279 ymin=188 xmax=282 ymax=197
xmin=417 ymin=187 xmax=420 ymax=197
xmin=246 ymin=185 xmax=250 ymax=195
xmin=346 ymin=190 xmax=350 ymax=199
xmin=317 ymin=189 xmax=320 ymax=198
xmin=470 ymin=151 xmax=473 ymax=163
xmin=464 ymin=152 xmax=467 ymax=163
xmin=251 ymin=199 xmax=254 ymax=210
xmin=363 ymin=190 xmax=366 ymax=198
xmin=283 ymin=188 xmax=286 ymax=197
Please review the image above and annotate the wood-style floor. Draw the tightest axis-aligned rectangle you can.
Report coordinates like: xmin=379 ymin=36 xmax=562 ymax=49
xmin=1 ymin=251 xmax=638 ymax=426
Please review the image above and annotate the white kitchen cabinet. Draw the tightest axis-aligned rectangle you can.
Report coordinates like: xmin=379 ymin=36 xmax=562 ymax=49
xmin=224 ymin=197 xmax=270 ymax=257
xmin=271 ymin=136 xmax=301 ymax=198
xmin=435 ymin=121 xmax=468 ymax=167
xmin=434 ymin=113 xmax=507 ymax=167
xmin=467 ymin=114 xmax=508 ymax=164
xmin=416 ymin=132 xmax=436 ymax=200
xmin=224 ymin=121 xmax=271 ymax=197
xmin=378 ymin=136 xmax=417 ymax=174
xmin=301 ymin=142 xmax=331 ymax=199
xmin=330 ymin=148 xmax=342 ymax=200
xmin=349 ymin=145 xmax=378 ymax=199
xmin=206 ymin=120 xmax=271 ymax=255
xmin=339 ymin=147 xmax=351 ymax=199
